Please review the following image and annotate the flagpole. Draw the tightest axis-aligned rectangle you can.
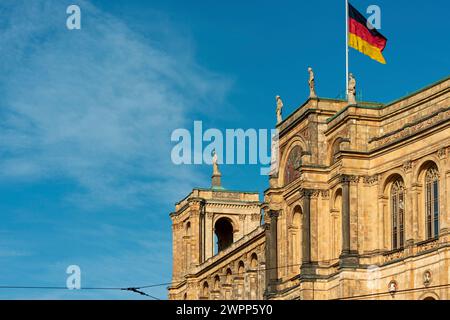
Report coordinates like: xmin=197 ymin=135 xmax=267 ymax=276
xmin=345 ymin=0 xmax=349 ymax=99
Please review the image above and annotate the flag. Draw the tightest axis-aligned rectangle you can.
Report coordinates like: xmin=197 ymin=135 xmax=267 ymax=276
xmin=348 ymin=3 xmax=387 ymax=64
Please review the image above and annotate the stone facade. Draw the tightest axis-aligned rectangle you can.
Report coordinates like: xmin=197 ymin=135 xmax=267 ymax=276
xmin=169 ymin=76 xmax=450 ymax=300
xmin=168 ymin=188 xmax=264 ymax=300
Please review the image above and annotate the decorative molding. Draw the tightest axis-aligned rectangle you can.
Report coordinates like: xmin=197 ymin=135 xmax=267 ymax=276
xmin=206 ymin=203 xmax=260 ymax=210
xmin=299 ymin=188 xmax=329 ymax=198
xmin=269 ymin=210 xmax=280 ymax=220
xmin=402 ymin=160 xmax=413 ymax=172
xmin=416 ymin=238 xmax=439 ymax=254
xmin=383 ymin=249 xmax=405 ymax=263
xmin=339 ymin=174 xmax=360 ymax=184
xmin=212 ymin=191 xmax=242 ymax=200
xmin=423 ymin=270 xmax=432 ymax=287
xmin=251 ymin=213 xmax=261 ymax=221
xmin=321 ymin=190 xmax=330 ymax=199
xmin=363 ymin=174 xmax=381 ymax=185
xmin=239 ymin=214 xmax=246 ymax=221
xmin=299 ymin=128 xmax=311 ymax=141
xmin=437 ymin=147 xmax=448 ymax=159
xmin=207 ymin=212 xmax=214 ymax=219
xmin=370 ymin=107 xmax=450 ymax=148
xmin=299 ymin=188 xmax=314 ymax=198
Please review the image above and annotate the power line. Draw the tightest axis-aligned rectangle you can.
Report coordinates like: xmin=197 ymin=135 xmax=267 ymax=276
xmin=122 ymin=288 xmax=160 ymax=300
xmin=0 ymin=261 xmax=318 ymax=298
xmin=0 ymin=259 xmax=447 ymax=301
xmin=0 ymin=285 xmax=161 ymax=300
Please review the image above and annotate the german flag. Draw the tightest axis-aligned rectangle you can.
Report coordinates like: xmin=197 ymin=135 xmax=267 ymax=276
xmin=349 ymin=3 xmax=387 ymax=64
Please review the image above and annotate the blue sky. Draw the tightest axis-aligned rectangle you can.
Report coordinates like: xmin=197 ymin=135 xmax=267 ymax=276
xmin=0 ymin=0 xmax=448 ymax=299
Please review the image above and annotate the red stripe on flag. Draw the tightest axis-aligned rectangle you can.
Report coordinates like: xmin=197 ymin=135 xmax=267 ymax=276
xmin=349 ymin=17 xmax=387 ymax=51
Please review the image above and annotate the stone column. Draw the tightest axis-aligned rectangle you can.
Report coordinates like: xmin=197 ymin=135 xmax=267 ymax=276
xmin=411 ymin=183 xmax=420 ymax=242
xmin=302 ymin=191 xmax=311 ymax=263
xmin=341 ymin=179 xmax=350 ymax=255
xmin=339 ymin=175 xmax=358 ymax=268
xmin=264 ymin=210 xmax=279 ymax=295
xmin=300 ymin=189 xmax=315 ymax=275
xmin=269 ymin=211 xmax=279 ymax=281
xmin=442 ymin=155 xmax=450 ymax=239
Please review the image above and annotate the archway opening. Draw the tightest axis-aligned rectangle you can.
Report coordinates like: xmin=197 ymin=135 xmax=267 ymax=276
xmin=214 ymin=218 xmax=234 ymax=253
xmin=202 ymin=281 xmax=209 ymax=298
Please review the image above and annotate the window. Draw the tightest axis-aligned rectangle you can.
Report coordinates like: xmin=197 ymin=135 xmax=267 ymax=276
xmin=291 ymin=206 xmax=301 ymax=271
xmin=284 ymin=146 xmax=302 ymax=186
xmin=214 ymin=275 xmax=220 ymax=290
xmin=214 ymin=218 xmax=234 ymax=253
xmin=226 ymin=268 xmax=232 ymax=284
xmin=250 ymin=253 xmax=258 ymax=269
xmin=202 ymin=281 xmax=209 ymax=298
xmin=425 ymin=166 xmax=439 ymax=239
xmin=238 ymin=261 xmax=245 ymax=274
xmin=391 ymin=179 xmax=405 ymax=250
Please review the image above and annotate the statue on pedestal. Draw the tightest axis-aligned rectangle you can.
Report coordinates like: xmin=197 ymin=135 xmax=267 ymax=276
xmin=212 ymin=149 xmax=220 ymax=175
xmin=276 ymin=95 xmax=283 ymax=125
xmin=211 ymin=149 xmax=222 ymax=188
xmin=348 ymin=73 xmax=357 ymax=105
xmin=308 ymin=67 xmax=317 ymax=98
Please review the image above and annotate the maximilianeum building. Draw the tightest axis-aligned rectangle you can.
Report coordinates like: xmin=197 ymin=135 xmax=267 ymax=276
xmin=168 ymin=75 xmax=450 ymax=300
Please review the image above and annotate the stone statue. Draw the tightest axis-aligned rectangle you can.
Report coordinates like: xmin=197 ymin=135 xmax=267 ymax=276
xmin=308 ymin=67 xmax=317 ymax=98
xmin=276 ymin=95 xmax=283 ymax=124
xmin=348 ymin=73 xmax=356 ymax=104
xmin=270 ymin=133 xmax=279 ymax=175
xmin=212 ymin=149 xmax=220 ymax=175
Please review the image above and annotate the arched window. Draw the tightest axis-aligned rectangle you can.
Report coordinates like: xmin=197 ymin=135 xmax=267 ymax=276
xmin=391 ymin=179 xmax=405 ymax=250
xmin=202 ymin=281 xmax=209 ymax=298
xmin=284 ymin=146 xmax=302 ymax=186
xmin=425 ymin=166 xmax=439 ymax=239
xmin=236 ymin=261 xmax=245 ymax=299
xmin=214 ymin=275 xmax=220 ymax=290
xmin=238 ymin=261 xmax=245 ymax=274
xmin=249 ymin=253 xmax=258 ymax=299
xmin=225 ymin=268 xmax=232 ymax=284
xmin=250 ymin=253 xmax=258 ymax=269
xmin=331 ymin=189 xmax=342 ymax=260
xmin=214 ymin=218 xmax=234 ymax=253
xmin=291 ymin=206 xmax=302 ymax=272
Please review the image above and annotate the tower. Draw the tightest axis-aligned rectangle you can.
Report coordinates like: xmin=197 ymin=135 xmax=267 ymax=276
xmin=169 ymin=162 xmax=261 ymax=287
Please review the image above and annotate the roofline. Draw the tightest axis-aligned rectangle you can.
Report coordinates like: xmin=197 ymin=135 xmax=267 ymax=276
xmin=280 ymin=75 xmax=449 ymax=127
xmin=384 ymin=75 xmax=450 ymax=108
xmin=278 ymin=97 xmax=383 ymax=128
xmin=194 ymin=187 xmax=260 ymax=194
xmin=174 ymin=187 xmax=260 ymax=206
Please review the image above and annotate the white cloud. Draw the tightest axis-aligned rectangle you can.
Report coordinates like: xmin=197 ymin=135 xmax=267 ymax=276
xmin=0 ymin=0 xmax=231 ymax=209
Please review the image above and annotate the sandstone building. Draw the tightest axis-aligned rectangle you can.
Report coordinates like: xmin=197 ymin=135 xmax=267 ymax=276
xmin=168 ymin=75 xmax=450 ymax=300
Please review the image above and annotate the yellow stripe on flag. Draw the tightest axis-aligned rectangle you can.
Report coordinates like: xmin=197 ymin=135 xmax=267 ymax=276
xmin=349 ymin=33 xmax=386 ymax=64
